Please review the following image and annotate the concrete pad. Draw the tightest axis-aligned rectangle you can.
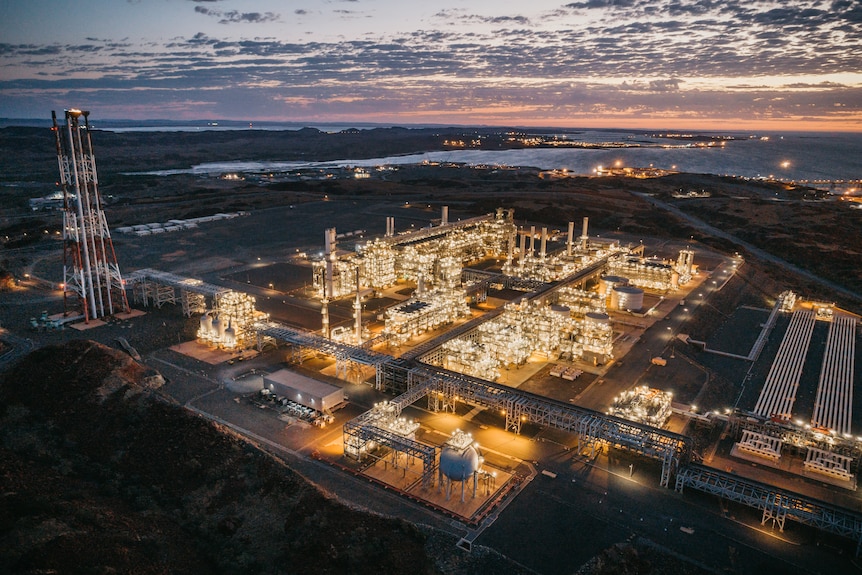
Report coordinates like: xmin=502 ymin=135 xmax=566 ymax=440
xmin=170 ymin=340 xmax=257 ymax=365
xmin=361 ymin=456 xmax=515 ymax=521
xmin=115 ymin=309 xmax=147 ymax=320
xmin=69 ymin=318 xmax=107 ymax=331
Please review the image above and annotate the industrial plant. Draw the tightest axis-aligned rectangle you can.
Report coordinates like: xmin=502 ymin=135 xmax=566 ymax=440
xmin=31 ymin=111 xmax=862 ymax=562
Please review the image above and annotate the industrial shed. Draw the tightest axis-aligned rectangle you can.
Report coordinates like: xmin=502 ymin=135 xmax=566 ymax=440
xmin=263 ymin=369 xmax=344 ymax=412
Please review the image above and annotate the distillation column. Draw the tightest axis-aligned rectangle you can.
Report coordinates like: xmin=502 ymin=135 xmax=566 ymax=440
xmin=529 ymin=225 xmax=536 ymax=256
xmin=580 ymin=217 xmax=589 ymax=251
xmin=567 ymin=221 xmax=575 ymax=256
xmin=540 ymin=227 xmax=548 ymax=258
xmin=354 ymin=267 xmax=362 ymax=345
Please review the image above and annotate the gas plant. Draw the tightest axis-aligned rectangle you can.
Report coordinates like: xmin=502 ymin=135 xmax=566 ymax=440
xmin=312 ymin=208 xmax=516 ymax=300
xmin=197 ymin=291 xmax=259 ymax=349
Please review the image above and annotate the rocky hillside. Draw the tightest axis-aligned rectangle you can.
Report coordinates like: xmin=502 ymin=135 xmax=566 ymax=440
xmin=0 ymin=340 xmax=523 ymax=574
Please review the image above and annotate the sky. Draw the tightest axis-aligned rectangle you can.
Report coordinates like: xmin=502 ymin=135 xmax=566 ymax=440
xmin=1 ymin=0 xmax=861 ymax=131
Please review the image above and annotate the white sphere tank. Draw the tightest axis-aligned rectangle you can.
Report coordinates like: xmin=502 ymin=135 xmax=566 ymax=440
xmin=611 ymin=285 xmax=644 ymax=311
xmin=439 ymin=445 xmax=480 ymax=481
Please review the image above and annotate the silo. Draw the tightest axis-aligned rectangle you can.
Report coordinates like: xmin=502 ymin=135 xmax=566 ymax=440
xmin=211 ymin=314 xmax=224 ymax=342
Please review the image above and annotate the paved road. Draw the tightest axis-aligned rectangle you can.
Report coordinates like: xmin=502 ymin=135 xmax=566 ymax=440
xmin=477 ymin=448 xmax=860 ymax=575
xmin=634 ymin=193 xmax=862 ymax=303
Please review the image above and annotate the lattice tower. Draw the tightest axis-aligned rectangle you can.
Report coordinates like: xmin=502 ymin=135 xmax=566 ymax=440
xmin=52 ymin=109 xmax=129 ymax=320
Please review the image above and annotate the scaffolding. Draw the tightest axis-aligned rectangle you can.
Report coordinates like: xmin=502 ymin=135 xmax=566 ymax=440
xmin=383 ymin=288 xmax=470 ymax=346
xmin=343 ymin=401 xmax=437 ymax=489
xmin=607 ymin=256 xmax=675 ymax=291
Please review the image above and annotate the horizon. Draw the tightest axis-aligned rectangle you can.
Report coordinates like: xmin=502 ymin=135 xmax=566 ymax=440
xmin=3 ymin=116 xmax=861 ymax=136
xmin=2 ymin=1 xmax=861 ymax=132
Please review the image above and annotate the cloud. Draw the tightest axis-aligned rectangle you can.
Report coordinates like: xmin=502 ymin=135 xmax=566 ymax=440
xmin=194 ymin=6 xmax=279 ymax=24
xmin=649 ymin=79 xmax=681 ymax=91
xmin=3 ymin=0 xmax=861 ymax=128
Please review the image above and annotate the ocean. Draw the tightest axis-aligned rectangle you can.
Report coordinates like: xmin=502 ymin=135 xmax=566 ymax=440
xmin=130 ymin=128 xmax=862 ymax=188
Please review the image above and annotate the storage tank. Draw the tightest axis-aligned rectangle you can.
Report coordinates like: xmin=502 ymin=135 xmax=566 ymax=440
xmin=550 ymin=304 xmax=570 ymax=317
xmin=611 ymin=286 xmax=644 ymax=311
xmin=224 ymin=320 xmax=236 ymax=348
xmin=600 ymin=275 xmax=629 ymax=296
xmin=211 ymin=314 xmax=224 ymax=341
xmin=585 ymin=311 xmax=610 ymax=326
xmin=200 ymin=312 xmax=213 ymax=338
xmin=439 ymin=444 xmax=480 ymax=481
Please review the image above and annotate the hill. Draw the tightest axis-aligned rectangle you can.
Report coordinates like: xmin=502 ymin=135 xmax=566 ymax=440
xmin=0 ymin=340 xmax=524 ymax=574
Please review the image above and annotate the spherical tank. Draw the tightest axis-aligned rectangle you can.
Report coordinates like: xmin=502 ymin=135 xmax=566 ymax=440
xmin=439 ymin=445 xmax=479 ymax=481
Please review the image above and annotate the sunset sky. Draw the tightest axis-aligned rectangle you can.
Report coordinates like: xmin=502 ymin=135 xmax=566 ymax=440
xmin=2 ymin=0 xmax=861 ymax=130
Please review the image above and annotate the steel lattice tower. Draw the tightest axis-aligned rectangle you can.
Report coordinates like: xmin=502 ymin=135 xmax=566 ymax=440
xmin=52 ymin=109 xmax=129 ymax=321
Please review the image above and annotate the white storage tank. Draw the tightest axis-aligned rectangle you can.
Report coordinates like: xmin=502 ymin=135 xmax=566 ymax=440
xmin=585 ymin=311 xmax=610 ymax=326
xmin=440 ymin=444 xmax=480 ymax=481
xmin=611 ymin=286 xmax=644 ymax=311
xmin=224 ymin=321 xmax=236 ymax=348
xmin=600 ymin=275 xmax=629 ymax=296
xmin=200 ymin=312 xmax=213 ymax=338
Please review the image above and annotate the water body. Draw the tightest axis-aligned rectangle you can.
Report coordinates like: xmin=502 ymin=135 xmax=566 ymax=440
xmin=134 ymin=129 xmax=862 ymax=185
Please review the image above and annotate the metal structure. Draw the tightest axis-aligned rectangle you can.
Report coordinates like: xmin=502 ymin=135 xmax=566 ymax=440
xmin=124 ymin=268 xmax=230 ymax=316
xmin=52 ymin=109 xmax=129 ymax=321
xmin=256 ymin=320 xmax=390 ymax=383
xmin=676 ymin=464 xmax=862 ymax=552
xmin=343 ymin=401 xmax=437 ymax=489
xmin=375 ymin=362 xmax=691 ymax=487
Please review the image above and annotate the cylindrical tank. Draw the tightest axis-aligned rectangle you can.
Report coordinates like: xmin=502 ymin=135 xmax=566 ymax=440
xmin=439 ymin=445 xmax=479 ymax=481
xmin=199 ymin=312 xmax=212 ymax=337
xmin=611 ymin=286 xmax=644 ymax=311
xmin=211 ymin=314 xmax=224 ymax=340
xmin=224 ymin=320 xmax=236 ymax=347
xmin=550 ymin=304 xmax=570 ymax=317
xmin=600 ymin=275 xmax=628 ymax=296
xmin=670 ymin=271 xmax=680 ymax=289
xmin=585 ymin=311 xmax=610 ymax=325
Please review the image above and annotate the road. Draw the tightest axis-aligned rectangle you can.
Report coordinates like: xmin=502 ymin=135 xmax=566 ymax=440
xmin=477 ymin=447 xmax=860 ymax=575
xmin=634 ymin=192 xmax=862 ymax=303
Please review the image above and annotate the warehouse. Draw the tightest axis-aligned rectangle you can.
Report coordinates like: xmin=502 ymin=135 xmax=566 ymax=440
xmin=263 ymin=369 xmax=344 ymax=413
